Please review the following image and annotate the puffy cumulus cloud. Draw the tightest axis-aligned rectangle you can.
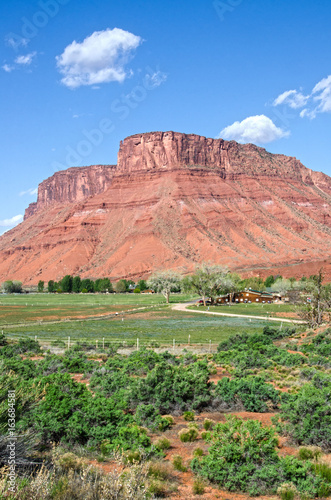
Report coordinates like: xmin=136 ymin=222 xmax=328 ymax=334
xmin=0 ymin=214 xmax=23 ymax=233
xmin=312 ymin=75 xmax=331 ymax=114
xmin=15 ymin=52 xmax=36 ymax=65
xmin=56 ymin=28 xmax=143 ymax=89
xmin=273 ymin=89 xmax=309 ymax=109
xmin=218 ymin=115 xmax=289 ymax=144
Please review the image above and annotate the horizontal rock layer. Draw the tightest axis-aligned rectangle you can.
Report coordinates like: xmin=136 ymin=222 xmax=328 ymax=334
xmin=1 ymin=131 xmax=331 ymax=284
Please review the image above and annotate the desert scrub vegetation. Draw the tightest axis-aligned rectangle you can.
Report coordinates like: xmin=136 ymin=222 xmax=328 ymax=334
xmin=0 ymin=449 xmax=152 ymax=499
xmin=1 ymin=325 xmax=330 ymax=499
xmin=191 ymin=416 xmax=330 ymax=497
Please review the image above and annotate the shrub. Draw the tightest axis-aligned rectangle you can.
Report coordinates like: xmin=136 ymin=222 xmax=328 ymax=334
xmin=276 ymin=383 xmax=331 ymax=450
xmin=214 ymin=375 xmax=280 ymax=412
xmin=124 ymin=450 xmax=142 ymax=464
xmin=148 ymin=479 xmax=172 ymax=497
xmin=172 ymin=455 xmax=187 ymax=472
xmin=192 ymin=478 xmax=205 ymax=495
xmin=203 ymin=418 xmax=215 ymax=430
xmin=277 ymin=482 xmax=297 ymax=500
xmin=191 ymin=416 xmax=324 ymax=496
xmin=148 ymin=460 xmax=172 ymax=481
xmin=193 ymin=447 xmax=204 ymax=458
xmin=201 ymin=431 xmax=211 ymax=441
xmin=298 ymin=446 xmax=322 ymax=461
xmin=154 ymin=438 xmax=171 ymax=451
xmin=313 ymin=463 xmax=331 ymax=483
xmin=178 ymin=427 xmax=198 ymax=443
xmin=55 ymin=452 xmax=85 ymax=472
xmin=162 ymin=415 xmax=175 ymax=426
xmin=183 ymin=411 xmax=195 ymax=421
xmin=135 ymin=404 xmax=164 ymax=431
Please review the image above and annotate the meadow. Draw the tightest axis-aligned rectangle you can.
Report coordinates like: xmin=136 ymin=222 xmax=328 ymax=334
xmin=193 ymin=302 xmax=298 ymax=318
xmin=0 ymin=292 xmax=300 ymax=346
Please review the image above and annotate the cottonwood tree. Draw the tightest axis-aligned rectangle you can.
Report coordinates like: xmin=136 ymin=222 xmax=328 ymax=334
xmin=3 ymin=280 xmax=22 ymax=294
xmin=184 ymin=264 xmax=231 ymax=306
xmin=148 ymin=270 xmax=181 ymax=303
xmin=298 ymin=270 xmax=331 ymax=327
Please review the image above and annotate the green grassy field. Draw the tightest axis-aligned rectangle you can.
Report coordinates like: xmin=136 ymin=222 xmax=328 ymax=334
xmin=191 ymin=302 xmax=298 ymax=318
xmin=0 ymin=292 xmax=198 ymax=325
xmin=0 ymin=293 xmax=304 ymax=346
xmin=2 ymin=307 xmax=299 ymax=346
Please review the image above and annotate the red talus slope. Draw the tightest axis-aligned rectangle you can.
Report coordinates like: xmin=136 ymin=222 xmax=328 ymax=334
xmin=1 ymin=132 xmax=330 ymax=284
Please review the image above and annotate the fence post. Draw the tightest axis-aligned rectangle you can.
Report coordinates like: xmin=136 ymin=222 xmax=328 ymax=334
xmin=68 ymin=337 xmax=70 ymax=349
xmin=96 ymin=340 xmax=98 ymax=350
xmin=137 ymin=338 xmax=139 ymax=351
xmin=188 ymin=334 xmax=191 ymax=345
xmin=35 ymin=335 xmax=37 ymax=343
xmin=173 ymin=339 xmax=175 ymax=350
xmin=103 ymin=338 xmax=105 ymax=349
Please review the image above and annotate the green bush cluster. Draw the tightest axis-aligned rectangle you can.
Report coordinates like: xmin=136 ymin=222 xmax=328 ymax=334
xmin=191 ymin=416 xmax=327 ymax=496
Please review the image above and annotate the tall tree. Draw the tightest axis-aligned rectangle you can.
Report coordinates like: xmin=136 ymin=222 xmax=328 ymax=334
xmin=37 ymin=280 xmax=44 ymax=293
xmin=60 ymin=275 xmax=73 ymax=293
xmin=182 ymin=264 xmax=229 ymax=306
xmin=48 ymin=280 xmax=55 ymax=293
xmin=298 ymin=270 xmax=331 ymax=327
xmin=3 ymin=281 xmax=22 ymax=294
xmin=72 ymin=276 xmax=82 ymax=293
xmin=148 ymin=270 xmax=181 ymax=303
xmin=115 ymin=280 xmax=127 ymax=293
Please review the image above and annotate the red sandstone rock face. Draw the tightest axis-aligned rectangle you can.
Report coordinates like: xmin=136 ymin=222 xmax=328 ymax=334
xmin=1 ymin=132 xmax=331 ymax=284
xmin=24 ymin=164 xmax=116 ymax=220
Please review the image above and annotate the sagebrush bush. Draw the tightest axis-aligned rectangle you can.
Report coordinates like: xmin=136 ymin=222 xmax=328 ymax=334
xmin=298 ymin=446 xmax=322 ymax=461
xmin=193 ymin=447 xmax=204 ymax=458
xmin=192 ymin=477 xmax=205 ymax=495
xmin=148 ymin=460 xmax=172 ymax=481
xmin=277 ymin=482 xmax=297 ymax=500
xmin=172 ymin=455 xmax=187 ymax=472
xmin=178 ymin=427 xmax=198 ymax=443
xmin=183 ymin=411 xmax=195 ymax=421
xmin=203 ymin=418 xmax=215 ymax=430
xmin=154 ymin=437 xmax=171 ymax=451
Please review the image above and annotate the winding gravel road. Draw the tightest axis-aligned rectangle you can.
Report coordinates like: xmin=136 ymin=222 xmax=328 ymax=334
xmin=172 ymin=302 xmax=305 ymax=324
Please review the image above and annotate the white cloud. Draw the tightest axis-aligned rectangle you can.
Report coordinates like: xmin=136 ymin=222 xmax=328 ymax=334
xmin=218 ymin=115 xmax=290 ymax=144
xmin=273 ymin=75 xmax=331 ymax=119
xmin=15 ymin=52 xmax=36 ymax=65
xmin=19 ymin=187 xmax=38 ymax=196
xmin=0 ymin=214 xmax=23 ymax=228
xmin=2 ymin=64 xmax=14 ymax=73
xmin=5 ymin=35 xmax=29 ymax=50
xmin=56 ymin=28 xmax=143 ymax=89
xmin=312 ymin=75 xmax=331 ymax=114
xmin=144 ymin=70 xmax=167 ymax=88
xmin=273 ymin=89 xmax=309 ymax=109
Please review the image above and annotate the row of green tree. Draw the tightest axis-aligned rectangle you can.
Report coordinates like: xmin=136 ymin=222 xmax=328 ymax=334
xmin=42 ymin=276 xmax=148 ymax=294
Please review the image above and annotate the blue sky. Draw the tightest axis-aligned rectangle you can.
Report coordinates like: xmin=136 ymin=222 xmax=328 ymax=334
xmin=1 ymin=0 xmax=331 ymax=234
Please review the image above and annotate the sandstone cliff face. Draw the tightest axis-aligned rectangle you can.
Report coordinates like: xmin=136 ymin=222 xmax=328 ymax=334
xmin=2 ymin=132 xmax=331 ymax=284
xmin=24 ymin=164 xmax=116 ymax=220
xmin=117 ymin=132 xmax=325 ymax=185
